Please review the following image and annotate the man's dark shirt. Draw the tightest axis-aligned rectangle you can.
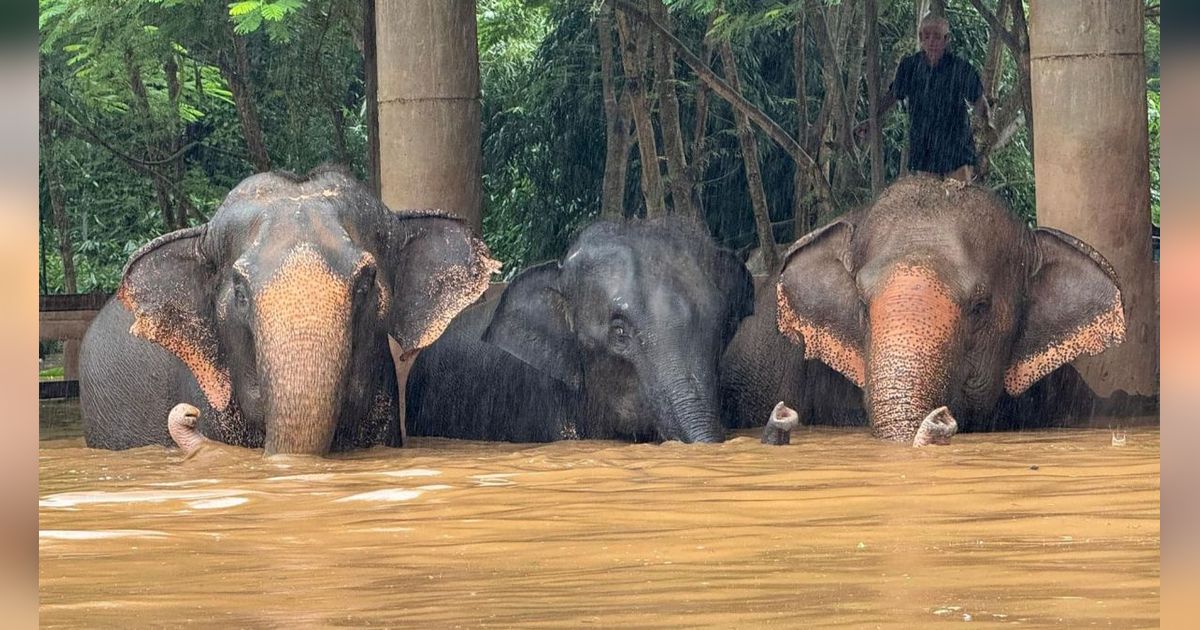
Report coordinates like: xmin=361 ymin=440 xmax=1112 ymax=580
xmin=891 ymin=51 xmax=983 ymax=174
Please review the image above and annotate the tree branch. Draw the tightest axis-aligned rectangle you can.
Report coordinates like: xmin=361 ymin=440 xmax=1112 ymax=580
xmin=965 ymin=0 xmax=1021 ymax=55
xmin=612 ymin=0 xmax=835 ymax=209
xmin=611 ymin=0 xmax=817 ymax=171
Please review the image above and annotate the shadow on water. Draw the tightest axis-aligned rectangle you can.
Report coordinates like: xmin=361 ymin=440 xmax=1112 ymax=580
xmin=40 ymin=399 xmax=1158 ymax=627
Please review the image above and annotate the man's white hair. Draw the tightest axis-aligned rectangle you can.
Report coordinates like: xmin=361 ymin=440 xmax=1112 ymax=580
xmin=920 ymin=12 xmax=950 ymax=33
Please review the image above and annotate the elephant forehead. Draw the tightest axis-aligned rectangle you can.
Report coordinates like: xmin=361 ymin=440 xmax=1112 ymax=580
xmin=868 ymin=264 xmax=963 ymax=351
xmin=256 ymin=245 xmax=353 ymax=322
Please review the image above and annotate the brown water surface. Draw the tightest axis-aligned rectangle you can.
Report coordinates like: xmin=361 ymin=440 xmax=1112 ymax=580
xmin=40 ymin=416 xmax=1158 ymax=628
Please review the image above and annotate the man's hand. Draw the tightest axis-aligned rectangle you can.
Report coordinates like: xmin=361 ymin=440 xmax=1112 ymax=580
xmin=972 ymin=116 xmax=998 ymax=147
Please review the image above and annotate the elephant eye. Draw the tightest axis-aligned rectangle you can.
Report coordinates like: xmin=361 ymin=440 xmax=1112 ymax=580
xmin=354 ymin=266 xmax=377 ymax=296
xmin=969 ymin=298 xmax=991 ymax=318
xmin=233 ymin=280 xmax=250 ymax=312
xmin=608 ymin=318 xmax=634 ymax=351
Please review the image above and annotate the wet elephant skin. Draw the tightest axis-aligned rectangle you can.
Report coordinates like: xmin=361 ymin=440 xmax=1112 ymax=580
xmin=406 ymin=219 xmax=754 ymax=444
xmin=723 ymin=175 xmax=1127 ymax=443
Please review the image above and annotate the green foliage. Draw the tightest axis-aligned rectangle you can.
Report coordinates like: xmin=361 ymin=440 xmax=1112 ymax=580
xmin=1145 ymin=9 xmax=1159 ymax=225
xmin=40 ymin=367 xmax=66 ymax=380
xmin=38 ymin=0 xmax=1163 ymax=294
xmin=228 ymin=0 xmax=306 ymax=41
xmin=39 ymin=0 xmax=365 ymax=294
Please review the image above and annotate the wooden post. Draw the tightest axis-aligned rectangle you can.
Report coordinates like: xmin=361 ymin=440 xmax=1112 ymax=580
xmin=1028 ymin=0 xmax=1158 ymax=398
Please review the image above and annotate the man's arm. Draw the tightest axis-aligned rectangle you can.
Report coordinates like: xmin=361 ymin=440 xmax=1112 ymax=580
xmin=856 ymin=84 xmax=900 ymax=137
xmin=972 ymin=93 xmax=991 ymax=124
xmin=877 ymin=89 xmax=899 ymax=120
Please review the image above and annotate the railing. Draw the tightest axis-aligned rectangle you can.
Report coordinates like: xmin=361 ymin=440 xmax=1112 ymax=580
xmin=39 ymin=293 xmax=110 ymax=399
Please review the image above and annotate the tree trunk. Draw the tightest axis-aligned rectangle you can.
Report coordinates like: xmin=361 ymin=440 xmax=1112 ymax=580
xmin=124 ymin=49 xmax=179 ymax=231
xmin=220 ymin=21 xmax=272 ymax=173
xmin=980 ymin=0 xmax=1011 ymax=101
xmin=649 ymin=0 xmax=695 ymax=217
xmin=363 ymin=0 xmax=381 ymax=195
xmin=792 ymin=7 xmax=811 ymax=239
xmin=807 ymin=3 xmax=849 ymax=149
xmin=864 ymin=0 xmax=884 ymax=193
xmin=974 ymin=0 xmax=1010 ymax=177
xmin=598 ymin=4 xmax=631 ymax=220
xmin=1028 ymin=0 xmax=1157 ymax=398
xmin=615 ymin=10 xmax=666 ymax=218
xmin=840 ymin=1 xmax=865 ymax=153
xmin=719 ymin=39 xmax=777 ymax=272
xmin=1011 ymin=0 xmax=1034 ymax=170
xmin=164 ymin=54 xmax=190 ymax=228
xmin=689 ymin=12 xmax=718 ymax=219
xmin=42 ymin=144 xmax=77 ymax=293
xmin=614 ymin=0 xmax=831 ymax=205
xmin=917 ymin=0 xmax=947 ymax=25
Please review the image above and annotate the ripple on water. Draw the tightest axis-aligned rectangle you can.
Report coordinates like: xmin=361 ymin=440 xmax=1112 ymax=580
xmin=380 ymin=469 xmax=441 ymax=478
xmin=39 ymin=489 xmax=249 ymax=509
xmin=38 ymin=424 xmax=1159 ymax=628
xmin=334 ymin=489 xmax=424 ymax=503
xmin=188 ymin=497 xmax=250 ymax=509
xmin=40 ymin=529 xmax=169 ymax=540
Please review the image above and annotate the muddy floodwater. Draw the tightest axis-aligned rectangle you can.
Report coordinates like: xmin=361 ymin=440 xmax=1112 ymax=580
xmin=40 ymin=406 xmax=1158 ymax=628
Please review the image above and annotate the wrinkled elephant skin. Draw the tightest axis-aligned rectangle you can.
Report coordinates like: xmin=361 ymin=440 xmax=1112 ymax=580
xmin=407 ymin=220 xmax=754 ymax=444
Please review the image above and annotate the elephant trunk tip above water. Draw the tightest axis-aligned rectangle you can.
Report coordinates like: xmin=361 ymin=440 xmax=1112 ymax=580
xmin=167 ymin=403 xmax=207 ymax=455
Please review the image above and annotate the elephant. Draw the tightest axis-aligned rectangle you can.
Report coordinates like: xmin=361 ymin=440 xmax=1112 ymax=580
xmin=405 ymin=219 xmax=754 ymax=443
xmin=721 ymin=175 xmax=1127 ymax=444
xmin=79 ymin=165 xmax=499 ymax=455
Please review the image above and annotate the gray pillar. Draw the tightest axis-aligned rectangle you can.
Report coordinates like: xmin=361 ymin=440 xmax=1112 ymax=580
xmin=375 ymin=0 xmax=482 ymax=233
xmin=1029 ymin=0 xmax=1158 ymax=397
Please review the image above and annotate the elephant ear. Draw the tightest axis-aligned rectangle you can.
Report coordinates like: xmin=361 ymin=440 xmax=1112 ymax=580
xmin=776 ymin=220 xmax=866 ymax=388
xmin=117 ymin=225 xmax=233 ymax=411
xmin=1005 ymin=227 xmax=1126 ymax=396
xmin=376 ymin=211 xmax=501 ymax=358
xmin=713 ymin=248 xmax=755 ymax=342
xmin=482 ymin=261 xmax=582 ymax=390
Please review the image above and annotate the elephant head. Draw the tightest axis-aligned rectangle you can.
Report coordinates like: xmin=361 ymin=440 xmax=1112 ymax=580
xmin=777 ymin=176 xmax=1125 ymax=443
xmin=482 ymin=220 xmax=753 ymax=443
xmin=117 ymin=166 xmax=498 ymax=455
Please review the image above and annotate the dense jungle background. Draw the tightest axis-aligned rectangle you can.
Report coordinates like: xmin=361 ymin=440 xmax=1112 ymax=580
xmin=38 ymin=0 xmax=1161 ymax=293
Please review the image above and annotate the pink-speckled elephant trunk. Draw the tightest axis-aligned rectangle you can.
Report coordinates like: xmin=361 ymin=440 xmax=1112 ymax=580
xmin=865 ymin=264 xmax=960 ymax=443
xmin=776 ymin=176 xmax=1126 ymax=445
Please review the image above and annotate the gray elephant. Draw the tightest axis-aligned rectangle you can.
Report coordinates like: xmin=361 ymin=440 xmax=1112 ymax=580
xmin=722 ymin=175 xmax=1126 ymax=443
xmin=80 ymin=165 xmax=498 ymax=455
xmin=405 ymin=219 xmax=754 ymax=443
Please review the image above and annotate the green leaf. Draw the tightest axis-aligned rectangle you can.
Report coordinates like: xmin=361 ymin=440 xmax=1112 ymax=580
xmin=233 ymin=11 xmax=262 ymax=34
xmin=228 ymin=1 xmax=260 ymax=18
xmin=261 ymin=3 xmax=285 ymax=21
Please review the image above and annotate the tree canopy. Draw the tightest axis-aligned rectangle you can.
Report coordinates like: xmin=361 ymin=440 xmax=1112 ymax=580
xmin=38 ymin=0 xmax=1161 ymax=293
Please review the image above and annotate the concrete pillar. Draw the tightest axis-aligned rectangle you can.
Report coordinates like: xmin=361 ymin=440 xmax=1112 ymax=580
xmin=375 ymin=0 xmax=482 ymax=232
xmin=1029 ymin=0 xmax=1158 ymax=397
xmin=376 ymin=1 xmax=483 ymax=441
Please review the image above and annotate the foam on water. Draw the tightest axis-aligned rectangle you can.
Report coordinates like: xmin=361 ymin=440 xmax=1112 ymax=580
xmin=334 ymin=489 xmax=424 ymax=502
xmin=40 ymin=489 xmax=247 ymax=509
xmin=40 ymin=529 xmax=169 ymax=540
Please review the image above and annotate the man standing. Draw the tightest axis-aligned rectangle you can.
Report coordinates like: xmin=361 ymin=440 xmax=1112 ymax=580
xmin=862 ymin=13 xmax=994 ymax=181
